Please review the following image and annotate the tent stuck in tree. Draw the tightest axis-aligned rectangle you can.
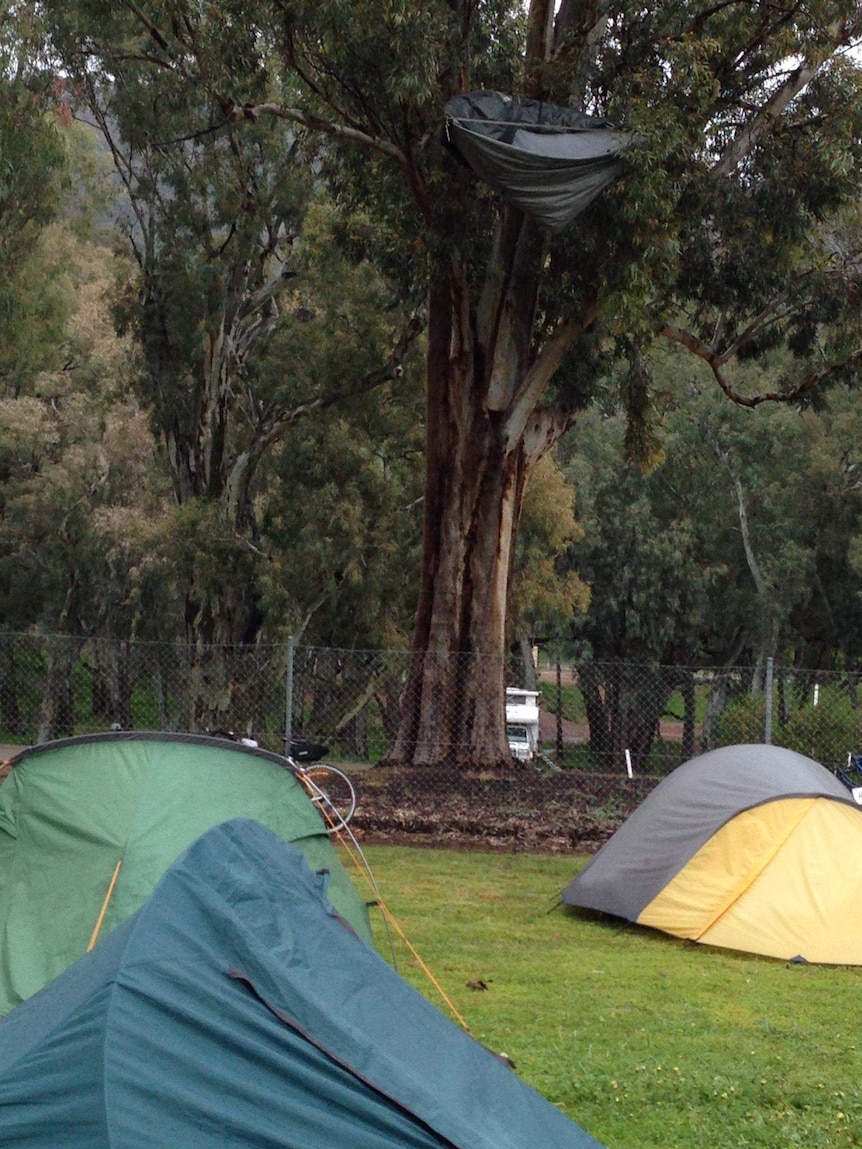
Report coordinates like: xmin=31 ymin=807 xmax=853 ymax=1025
xmin=0 ymin=819 xmax=606 ymax=1149
xmin=563 ymin=744 xmax=862 ymax=964
xmin=0 ymin=732 xmax=370 ymax=1015
xmin=444 ymin=90 xmax=631 ymax=231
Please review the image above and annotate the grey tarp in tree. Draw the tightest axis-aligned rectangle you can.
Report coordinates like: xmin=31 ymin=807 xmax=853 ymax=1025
xmin=444 ymin=91 xmax=631 ymax=231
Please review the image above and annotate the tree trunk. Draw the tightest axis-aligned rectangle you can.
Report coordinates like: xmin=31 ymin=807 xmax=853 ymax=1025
xmin=0 ymin=641 xmax=22 ymax=737
xmin=37 ymin=635 xmax=82 ymax=743
xmin=388 ymin=260 xmax=540 ymax=767
xmin=514 ymin=633 xmax=539 ymax=691
xmin=555 ymin=656 xmax=564 ymax=764
xmin=578 ymin=662 xmax=612 ymax=763
xmin=389 ymin=432 xmax=522 ymax=766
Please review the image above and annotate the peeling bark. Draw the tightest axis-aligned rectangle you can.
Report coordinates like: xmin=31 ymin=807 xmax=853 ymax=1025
xmin=389 ymin=219 xmax=584 ymax=766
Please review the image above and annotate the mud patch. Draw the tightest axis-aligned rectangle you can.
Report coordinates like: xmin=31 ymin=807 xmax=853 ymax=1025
xmin=348 ymin=765 xmax=658 ymax=854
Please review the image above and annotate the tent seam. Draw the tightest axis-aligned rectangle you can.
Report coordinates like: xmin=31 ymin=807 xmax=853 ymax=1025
xmin=691 ymin=797 xmax=816 ymax=940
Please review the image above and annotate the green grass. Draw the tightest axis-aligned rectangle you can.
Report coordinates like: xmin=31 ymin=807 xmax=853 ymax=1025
xmin=346 ymin=846 xmax=862 ymax=1149
xmin=540 ymin=682 xmax=711 ymax=727
xmin=540 ymin=681 xmax=588 ymax=721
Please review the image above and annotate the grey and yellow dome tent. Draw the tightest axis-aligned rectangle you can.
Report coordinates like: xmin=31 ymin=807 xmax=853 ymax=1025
xmin=563 ymin=744 xmax=862 ymax=964
xmin=0 ymin=732 xmax=370 ymax=1015
xmin=0 ymin=819 xmax=606 ymax=1149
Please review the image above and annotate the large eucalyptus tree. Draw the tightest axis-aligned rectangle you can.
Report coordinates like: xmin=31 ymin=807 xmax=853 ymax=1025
xmin=46 ymin=0 xmax=862 ymax=764
xmin=42 ymin=5 xmax=426 ymax=732
xmin=0 ymin=4 xmax=71 ymax=398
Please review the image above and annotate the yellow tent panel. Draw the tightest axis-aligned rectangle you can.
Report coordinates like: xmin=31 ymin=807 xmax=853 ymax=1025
xmin=698 ymin=800 xmax=862 ymax=964
xmin=638 ymin=798 xmax=816 ymax=942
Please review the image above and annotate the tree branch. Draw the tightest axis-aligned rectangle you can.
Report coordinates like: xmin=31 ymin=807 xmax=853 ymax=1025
xmin=238 ymin=312 xmax=425 ymax=471
xmin=711 ymin=15 xmax=861 ymax=177
xmin=714 ymin=297 xmax=787 ymax=364
xmin=504 ymin=302 xmax=600 ymax=447
xmin=713 ymin=444 xmax=769 ymax=598
xmin=125 ymin=1 xmax=169 ymax=50
xmin=237 ymin=266 xmax=295 ymax=324
xmin=223 ymin=99 xmax=435 ymax=222
xmin=711 ymin=59 xmax=820 ymax=177
xmin=224 ymin=100 xmax=408 ymax=167
xmin=661 ymin=323 xmax=862 ymax=408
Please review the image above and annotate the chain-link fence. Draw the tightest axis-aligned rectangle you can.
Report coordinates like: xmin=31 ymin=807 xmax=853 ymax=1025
xmin=2 ymin=633 xmax=861 ymax=848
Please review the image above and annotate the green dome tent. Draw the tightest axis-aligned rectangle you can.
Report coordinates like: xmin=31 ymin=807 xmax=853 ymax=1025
xmin=0 ymin=819 xmax=605 ymax=1149
xmin=0 ymin=732 xmax=370 ymax=1015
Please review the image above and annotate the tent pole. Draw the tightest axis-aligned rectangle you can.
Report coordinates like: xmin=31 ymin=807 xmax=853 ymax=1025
xmin=87 ymin=860 xmax=123 ymax=952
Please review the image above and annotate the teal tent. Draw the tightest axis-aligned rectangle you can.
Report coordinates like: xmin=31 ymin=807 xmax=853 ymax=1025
xmin=0 ymin=819 xmax=605 ymax=1149
xmin=0 ymin=733 xmax=370 ymax=1014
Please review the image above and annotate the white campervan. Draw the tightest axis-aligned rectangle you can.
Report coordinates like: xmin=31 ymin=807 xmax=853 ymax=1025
xmin=505 ymin=688 xmax=540 ymax=762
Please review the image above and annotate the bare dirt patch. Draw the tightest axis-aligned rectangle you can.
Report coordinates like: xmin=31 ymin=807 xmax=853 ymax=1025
xmin=348 ymin=765 xmax=658 ymax=854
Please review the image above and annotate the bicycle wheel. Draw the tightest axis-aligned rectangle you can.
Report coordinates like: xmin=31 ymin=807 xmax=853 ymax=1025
xmin=301 ymin=764 xmax=357 ymax=832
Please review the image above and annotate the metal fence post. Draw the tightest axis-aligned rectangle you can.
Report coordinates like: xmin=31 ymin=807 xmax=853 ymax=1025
xmin=764 ymin=657 xmax=774 ymax=745
xmin=284 ymin=636 xmax=295 ymax=756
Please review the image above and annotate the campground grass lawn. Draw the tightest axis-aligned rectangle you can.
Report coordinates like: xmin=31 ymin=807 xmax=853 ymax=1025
xmin=347 ymin=845 xmax=861 ymax=1149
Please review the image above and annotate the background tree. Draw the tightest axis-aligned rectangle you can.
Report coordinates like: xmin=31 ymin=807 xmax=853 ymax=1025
xmin=561 ymin=387 xmax=725 ymax=768
xmin=39 ymin=17 xmax=426 ymax=726
xmin=559 ymin=345 xmax=862 ymax=764
xmin=0 ymin=5 xmax=72 ymax=397
xmin=508 ymin=452 xmax=590 ymax=688
xmin=0 ymin=223 xmax=170 ymax=737
xmin=0 ymin=11 xmax=156 ymax=736
xmin=41 ymin=0 xmax=862 ymax=765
